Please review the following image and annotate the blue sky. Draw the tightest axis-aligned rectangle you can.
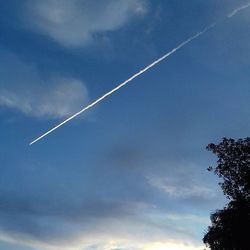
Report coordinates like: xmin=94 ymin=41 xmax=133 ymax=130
xmin=0 ymin=1 xmax=250 ymax=249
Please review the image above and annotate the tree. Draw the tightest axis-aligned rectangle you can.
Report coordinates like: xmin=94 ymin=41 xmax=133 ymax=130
xmin=203 ymin=138 xmax=250 ymax=250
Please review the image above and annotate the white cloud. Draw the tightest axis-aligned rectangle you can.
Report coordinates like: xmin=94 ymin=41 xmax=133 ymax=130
xmin=0 ymin=52 xmax=88 ymax=119
xmin=0 ymin=78 xmax=88 ymax=119
xmin=23 ymin=0 xmax=148 ymax=47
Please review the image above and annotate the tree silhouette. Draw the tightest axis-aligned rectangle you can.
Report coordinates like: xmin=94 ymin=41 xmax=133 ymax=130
xmin=203 ymin=138 xmax=250 ymax=250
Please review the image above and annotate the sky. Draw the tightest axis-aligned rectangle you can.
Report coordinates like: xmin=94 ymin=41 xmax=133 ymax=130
xmin=0 ymin=1 xmax=250 ymax=250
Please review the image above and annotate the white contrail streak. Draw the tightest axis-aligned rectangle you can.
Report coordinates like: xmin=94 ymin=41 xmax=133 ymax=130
xmin=29 ymin=23 xmax=215 ymax=145
xmin=228 ymin=2 xmax=250 ymax=17
xmin=29 ymin=2 xmax=250 ymax=145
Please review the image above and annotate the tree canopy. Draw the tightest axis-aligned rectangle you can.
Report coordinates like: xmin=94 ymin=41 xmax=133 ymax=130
xmin=203 ymin=137 xmax=250 ymax=250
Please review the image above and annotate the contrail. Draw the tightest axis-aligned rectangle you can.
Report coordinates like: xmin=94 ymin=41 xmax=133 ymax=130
xmin=228 ymin=2 xmax=250 ymax=17
xmin=29 ymin=23 xmax=215 ymax=145
xmin=30 ymin=24 xmax=216 ymax=145
xmin=29 ymin=2 xmax=250 ymax=145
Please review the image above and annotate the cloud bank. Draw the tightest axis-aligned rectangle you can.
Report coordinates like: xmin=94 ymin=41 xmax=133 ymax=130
xmin=0 ymin=197 xmax=206 ymax=250
xmin=23 ymin=0 xmax=148 ymax=47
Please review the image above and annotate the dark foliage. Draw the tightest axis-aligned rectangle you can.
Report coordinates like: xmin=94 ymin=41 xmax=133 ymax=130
xmin=203 ymin=138 xmax=250 ymax=250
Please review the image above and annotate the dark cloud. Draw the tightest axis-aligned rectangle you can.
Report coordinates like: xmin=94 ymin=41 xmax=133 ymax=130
xmin=0 ymin=241 xmax=37 ymax=250
xmin=0 ymin=192 xmax=137 ymax=244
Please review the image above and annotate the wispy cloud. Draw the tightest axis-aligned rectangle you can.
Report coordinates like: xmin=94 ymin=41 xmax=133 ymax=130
xmin=22 ymin=0 xmax=148 ymax=47
xmin=147 ymin=174 xmax=216 ymax=200
xmin=0 ymin=52 xmax=88 ymax=119
xmin=228 ymin=2 xmax=250 ymax=17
